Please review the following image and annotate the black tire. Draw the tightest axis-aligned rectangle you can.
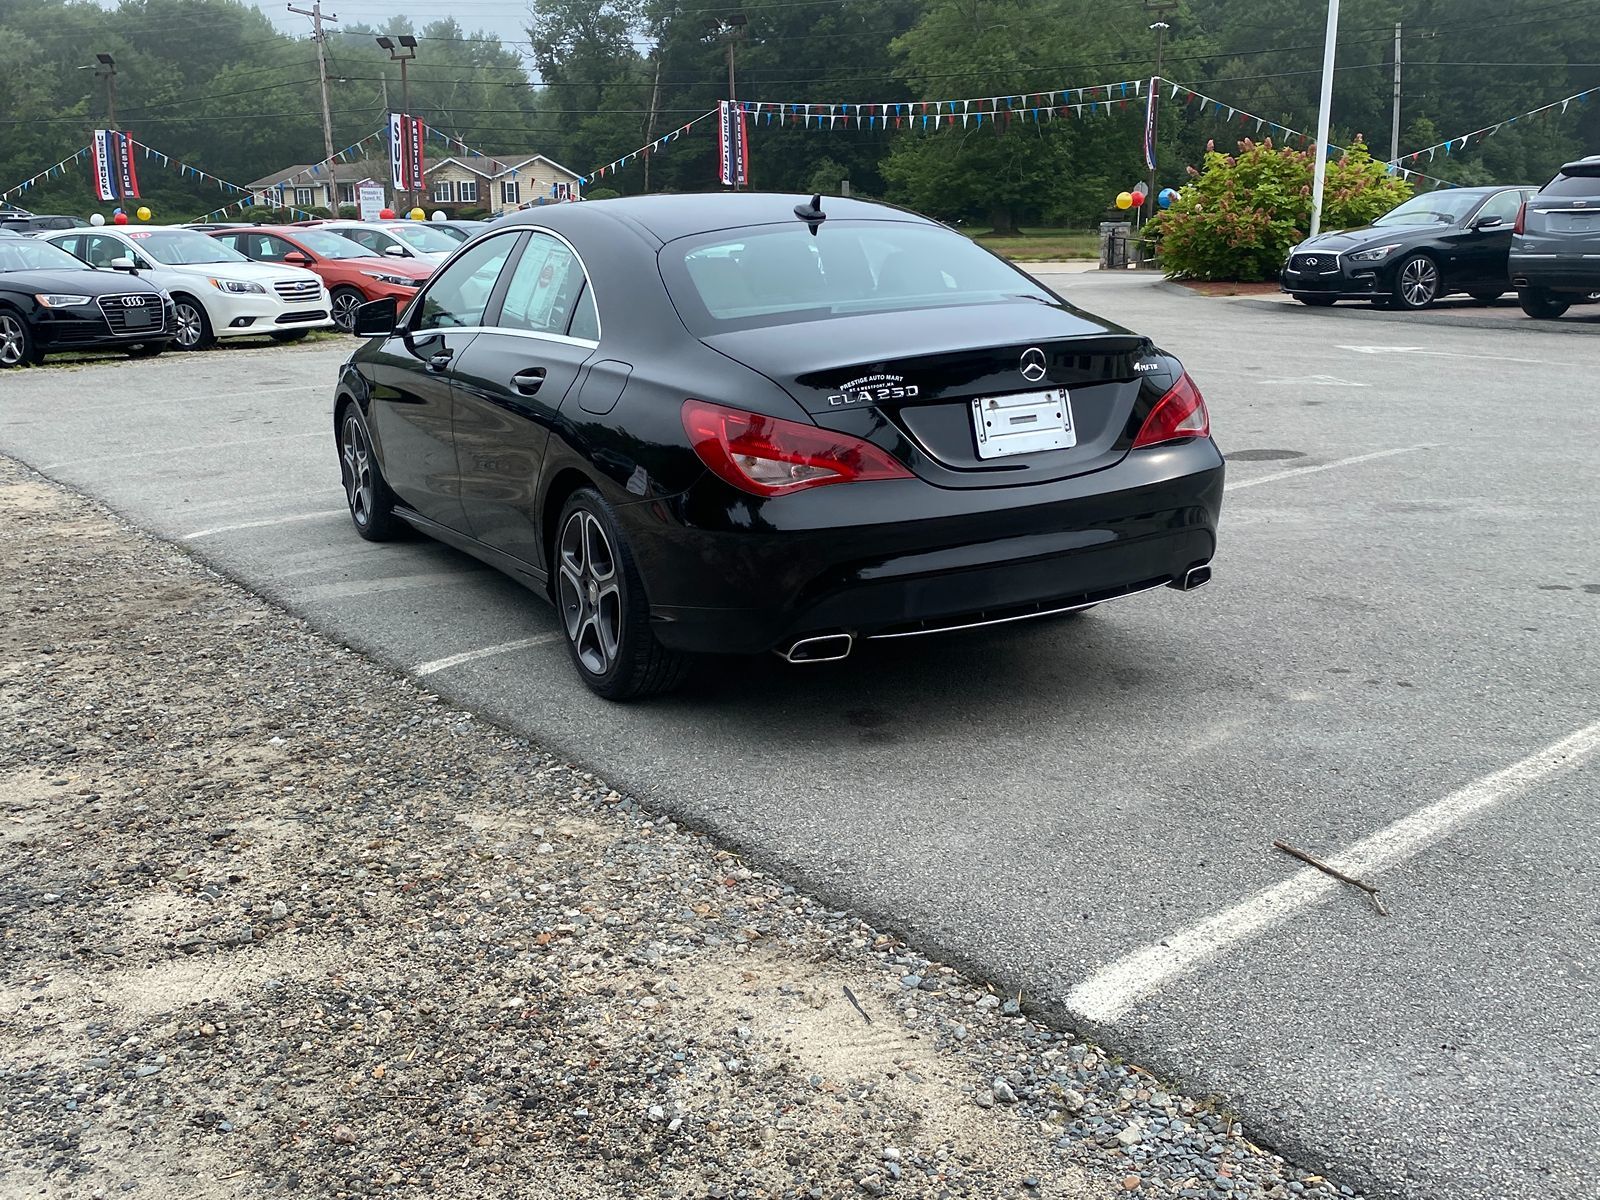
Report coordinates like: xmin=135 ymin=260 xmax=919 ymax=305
xmin=1294 ymin=293 xmax=1338 ymax=307
xmin=1391 ymin=253 xmax=1441 ymax=310
xmin=170 ymin=294 xmax=214 ymax=350
xmin=330 ymin=286 xmax=365 ymax=333
xmin=0 ymin=308 xmax=38 ymax=368
xmin=1519 ymin=289 xmax=1571 ymax=320
xmin=1468 ymin=290 xmax=1504 ymax=306
xmin=337 ymin=402 xmax=403 ymax=542
xmin=126 ymin=340 xmax=168 ymax=359
xmin=270 ymin=329 xmax=310 ymax=343
xmin=554 ymin=487 xmax=689 ymax=701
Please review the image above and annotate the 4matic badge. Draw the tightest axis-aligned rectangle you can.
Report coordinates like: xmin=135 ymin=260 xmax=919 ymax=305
xmin=826 ymin=373 xmax=919 ymax=407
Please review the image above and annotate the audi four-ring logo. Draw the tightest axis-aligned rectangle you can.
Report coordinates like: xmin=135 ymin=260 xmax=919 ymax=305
xmin=1019 ymin=346 xmax=1048 ymax=383
xmin=121 ymin=296 xmax=146 ymax=306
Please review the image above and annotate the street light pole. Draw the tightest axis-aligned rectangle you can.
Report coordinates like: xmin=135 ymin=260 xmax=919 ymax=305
xmin=1309 ymin=0 xmax=1340 ymax=238
xmin=1390 ymin=21 xmax=1403 ymax=165
xmin=1144 ymin=1 xmax=1177 ymax=207
xmin=377 ymin=35 xmax=418 ymax=212
xmin=94 ymin=53 xmax=117 ymax=129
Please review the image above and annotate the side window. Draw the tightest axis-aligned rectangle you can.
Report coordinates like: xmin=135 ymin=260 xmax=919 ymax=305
xmin=213 ymin=233 xmax=243 ymax=255
xmin=52 ymin=235 xmax=85 ymax=260
xmin=342 ymin=228 xmax=385 ymax=254
xmin=253 ymin=234 xmax=294 ymax=262
xmin=83 ymin=235 xmax=126 ymax=268
xmin=414 ymin=233 xmax=520 ymax=332
xmin=568 ymin=284 xmax=599 ymax=341
xmin=498 ymin=233 xmax=591 ymax=337
xmin=1475 ymin=191 xmax=1521 ymax=225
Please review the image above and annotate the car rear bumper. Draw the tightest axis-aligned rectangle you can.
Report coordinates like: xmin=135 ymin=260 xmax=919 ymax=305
xmin=1510 ymin=256 xmax=1600 ymax=294
xmin=627 ymin=438 xmax=1225 ymax=655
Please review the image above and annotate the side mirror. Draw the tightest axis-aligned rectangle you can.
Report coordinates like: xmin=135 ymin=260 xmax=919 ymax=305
xmin=384 ymin=245 xmax=409 ymax=258
xmin=110 ymin=256 xmax=138 ymax=273
xmin=284 ymin=251 xmax=313 ymax=266
xmin=1472 ymin=215 xmax=1505 ymax=231
xmin=352 ymin=296 xmax=398 ymax=338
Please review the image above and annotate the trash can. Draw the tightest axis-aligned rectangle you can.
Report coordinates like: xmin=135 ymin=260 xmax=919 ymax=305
xmin=1099 ymin=221 xmax=1132 ymax=270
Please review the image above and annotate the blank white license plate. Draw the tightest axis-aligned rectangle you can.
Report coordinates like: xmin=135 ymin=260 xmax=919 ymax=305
xmin=971 ymin=388 xmax=1075 ymax=459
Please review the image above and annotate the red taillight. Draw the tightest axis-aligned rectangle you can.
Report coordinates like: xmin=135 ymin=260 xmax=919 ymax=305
xmin=1132 ymin=372 xmax=1210 ymax=449
xmin=682 ymin=399 xmax=914 ymax=498
xmin=1514 ymin=201 xmax=1527 ymax=235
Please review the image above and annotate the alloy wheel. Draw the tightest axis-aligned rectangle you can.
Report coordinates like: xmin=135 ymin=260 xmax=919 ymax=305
xmin=332 ymin=291 xmax=362 ymax=331
xmin=340 ymin=414 xmax=373 ymax=528
xmin=173 ymin=302 xmax=204 ymax=348
xmin=557 ymin=510 xmax=622 ymax=677
xmin=0 ymin=314 xmax=24 ymax=366
xmin=1400 ymin=257 xmax=1438 ymax=308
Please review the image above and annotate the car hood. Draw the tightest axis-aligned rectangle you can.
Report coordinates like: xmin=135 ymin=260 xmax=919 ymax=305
xmin=153 ymin=260 xmax=323 ymax=284
xmin=1291 ymin=224 xmax=1438 ymax=254
xmin=0 ymin=268 xmax=162 ymax=296
xmin=342 ymin=256 xmax=432 ymax=278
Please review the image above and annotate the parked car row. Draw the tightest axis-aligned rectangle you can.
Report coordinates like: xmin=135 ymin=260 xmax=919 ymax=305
xmin=0 ymin=219 xmax=485 ymax=366
xmin=1282 ymin=157 xmax=1600 ymax=321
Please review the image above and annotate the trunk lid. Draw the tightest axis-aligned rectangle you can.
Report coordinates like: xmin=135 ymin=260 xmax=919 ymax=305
xmin=697 ymin=300 xmax=1161 ymax=489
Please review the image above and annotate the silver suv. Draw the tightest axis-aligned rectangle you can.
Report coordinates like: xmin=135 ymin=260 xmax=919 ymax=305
xmin=1510 ymin=156 xmax=1600 ymax=318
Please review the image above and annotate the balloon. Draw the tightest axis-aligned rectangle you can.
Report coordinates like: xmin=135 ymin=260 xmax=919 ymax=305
xmin=409 ymin=207 xmax=425 ymax=221
xmin=1115 ymin=191 xmax=1133 ymax=210
xmin=136 ymin=206 xmax=152 ymax=222
xmin=90 ymin=213 xmax=106 ymax=226
xmin=113 ymin=212 xmax=129 ymax=225
xmin=430 ymin=210 xmax=446 ymax=222
xmin=113 ymin=207 xmax=123 ymax=216
xmin=378 ymin=208 xmax=396 ymax=220
xmin=1158 ymin=189 xmax=1175 ymax=209
xmin=1131 ymin=189 xmax=1147 ymax=207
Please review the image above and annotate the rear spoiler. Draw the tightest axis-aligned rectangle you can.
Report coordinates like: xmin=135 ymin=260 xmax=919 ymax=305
xmin=1557 ymin=160 xmax=1600 ymax=177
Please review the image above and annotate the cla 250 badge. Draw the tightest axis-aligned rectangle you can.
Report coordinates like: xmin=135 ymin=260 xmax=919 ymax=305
xmin=827 ymin=373 xmax=920 ymax=407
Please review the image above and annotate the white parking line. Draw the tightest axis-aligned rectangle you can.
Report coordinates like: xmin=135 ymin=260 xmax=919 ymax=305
xmin=1226 ymin=445 xmax=1427 ymax=492
xmin=1066 ymin=718 xmax=1600 ymax=1025
xmin=183 ymin=510 xmax=345 ymax=540
xmin=414 ymin=634 xmax=564 ymax=677
xmin=39 ymin=431 xmax=323 ymax=472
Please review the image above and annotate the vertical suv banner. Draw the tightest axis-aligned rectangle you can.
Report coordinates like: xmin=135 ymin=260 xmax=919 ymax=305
xmin=716 ymin=101 xmax=749 ymax=188
xmin=1143 ymin=80 xmax=1158 ymax=172
xmin=388 ymin=112 xmax=407 ymax=190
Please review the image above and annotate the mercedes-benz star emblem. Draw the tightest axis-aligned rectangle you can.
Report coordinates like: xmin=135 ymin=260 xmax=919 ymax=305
xmin=1019 ymin=346 xmax=1048 ymax=383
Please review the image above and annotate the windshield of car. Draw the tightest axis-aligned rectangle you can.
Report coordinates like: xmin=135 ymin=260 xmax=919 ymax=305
xmin=0 ymin=240 xmax=92 ymax=273
xmin=295 ymin=229 xmax=375 ymax=259
xmin=383 ymin=224 xmax=458 ymax=253
xmin=1372 ymin=192 xmax=1483 ymax=226
xmin=662 ymin=220 xmax=1054 ymax=332
xmin=125 ymin=229 xmax=250 ymax=265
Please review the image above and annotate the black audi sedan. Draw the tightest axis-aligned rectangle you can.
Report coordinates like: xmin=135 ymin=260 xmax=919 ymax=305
xmin=1282 ymin=185 xmax=1532 ymax=310
xmin=335 ymin=194 xmax=1223 ymax=698
xmin=0 ymin=236 xmax=172 ymax=367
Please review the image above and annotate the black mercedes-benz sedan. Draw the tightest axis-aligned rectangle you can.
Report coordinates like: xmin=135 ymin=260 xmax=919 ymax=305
xmin=0 ymin=236 xmax=172 ymax=367
xmin=1282 ymin=185 xmax=1532 ymax=310
xmin=335 ymin=194 xmax=1224 ymax=698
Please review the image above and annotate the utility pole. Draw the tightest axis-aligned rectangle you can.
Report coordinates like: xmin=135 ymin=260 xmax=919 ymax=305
xmin=715 ymin=13 xmax=747 ymax=189
xmin=94 ymin=53 xmax=118 ymax=129
xmin=1144 ymin=1 xmax=1178 ymax=213
xmin=643 ymin=51 xmax=662 ymax=193
xmin=377 ymin=35 xmax=418 ymax=212
xmin=288 ymin=1 xmax=339 ymax=167
xmin=1390 ymin=21 xmax=1403 ymax=164
xmin=1309 ymin=0 xmax=1340 ymax=238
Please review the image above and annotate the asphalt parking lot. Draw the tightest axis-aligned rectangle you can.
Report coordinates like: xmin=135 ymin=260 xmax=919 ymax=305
xmin=2 ymin=270 xmax=1596 ymax=1200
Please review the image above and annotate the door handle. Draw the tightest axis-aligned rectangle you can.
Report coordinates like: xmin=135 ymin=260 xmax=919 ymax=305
xmin=425 ymin=349 xmax=454 ymax=373
xmin=511 ymin=367 xmax=546 ymax=395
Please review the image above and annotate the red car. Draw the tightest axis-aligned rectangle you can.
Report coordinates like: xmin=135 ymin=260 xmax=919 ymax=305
xmin=207 ymin=226 xmax=432 ymax=331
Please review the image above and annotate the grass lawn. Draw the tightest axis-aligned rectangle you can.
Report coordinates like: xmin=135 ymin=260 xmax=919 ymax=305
xmin=967 ymin=227 xmax=1101 ymax=262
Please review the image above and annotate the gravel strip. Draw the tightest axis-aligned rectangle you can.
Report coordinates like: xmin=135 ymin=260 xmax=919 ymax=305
xmin=0 ymin=456 xmax=1364 ymax=1200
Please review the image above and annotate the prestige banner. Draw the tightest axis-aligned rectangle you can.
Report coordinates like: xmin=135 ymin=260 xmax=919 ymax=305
xmin=716 ymin=101 xmax=748 ymax=188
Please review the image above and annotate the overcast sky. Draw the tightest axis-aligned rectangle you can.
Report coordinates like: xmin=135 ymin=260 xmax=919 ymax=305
xmin=93 ymin=0 xmax=534 ymax=49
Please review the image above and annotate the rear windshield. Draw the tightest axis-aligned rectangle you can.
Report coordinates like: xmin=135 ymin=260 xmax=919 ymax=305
xmin=1540 ymin=170 xmax=1600 ymax=197
xmin=660 ymin=219 xmax=1053 ymax=333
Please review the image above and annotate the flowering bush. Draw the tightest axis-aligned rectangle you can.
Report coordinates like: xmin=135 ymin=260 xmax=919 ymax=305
xmin=1150 ymin=137 xmax=1413 ymax=281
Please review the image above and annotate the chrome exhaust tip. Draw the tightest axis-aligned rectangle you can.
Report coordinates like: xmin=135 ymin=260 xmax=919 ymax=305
xmin=1169 ymin=565 xmax=1212 ymax=592
xmin=779 ymin=632 xmax=855 ymax=664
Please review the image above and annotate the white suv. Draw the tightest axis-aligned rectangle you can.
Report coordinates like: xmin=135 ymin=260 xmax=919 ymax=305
xmin=42 ymin=226 xmax=332 ymax=349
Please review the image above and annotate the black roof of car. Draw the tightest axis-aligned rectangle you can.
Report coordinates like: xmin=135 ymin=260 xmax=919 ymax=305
xmin=499 ymin=192 xmax=931 ymax=244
